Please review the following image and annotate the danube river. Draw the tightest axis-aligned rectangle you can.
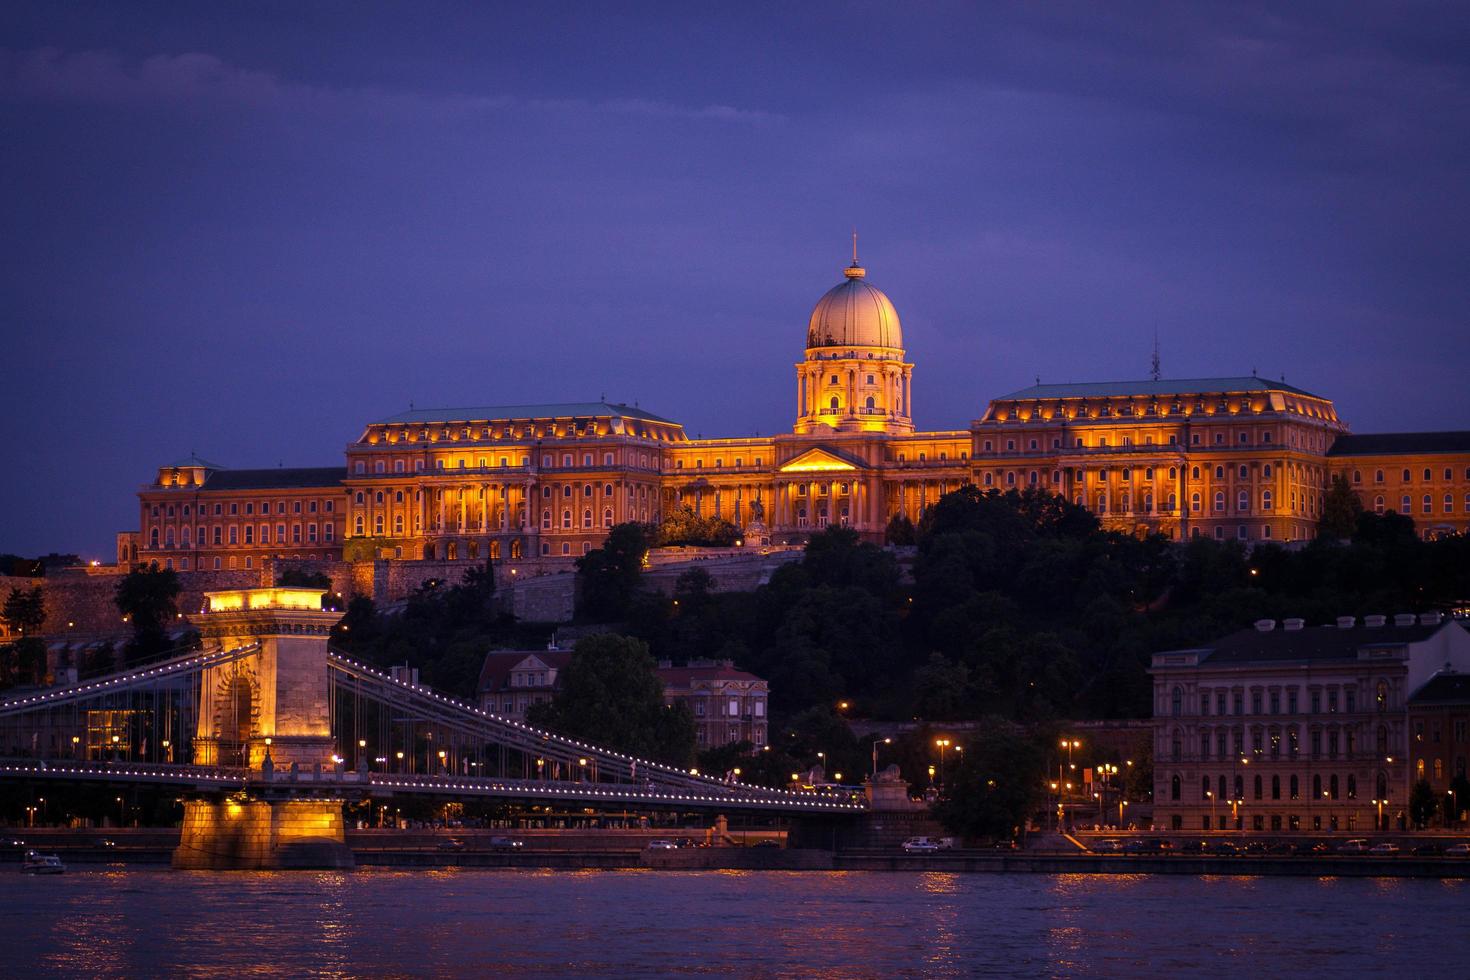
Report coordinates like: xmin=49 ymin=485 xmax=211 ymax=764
xmin=3 ymin=868 xmax=1466 ymax=976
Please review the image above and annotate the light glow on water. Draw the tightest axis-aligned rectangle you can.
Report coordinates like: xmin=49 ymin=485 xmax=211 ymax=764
xmin=5 ymin=868 xmax=1467 ymax=977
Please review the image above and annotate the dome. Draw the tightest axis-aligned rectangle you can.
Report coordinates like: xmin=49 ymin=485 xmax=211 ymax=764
xmin=806 ymin=262 xmax=902 ymax=350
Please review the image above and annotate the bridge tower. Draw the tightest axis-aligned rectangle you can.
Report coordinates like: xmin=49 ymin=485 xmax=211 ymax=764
xmin=174 ymin=587 xmax=352 ymax=869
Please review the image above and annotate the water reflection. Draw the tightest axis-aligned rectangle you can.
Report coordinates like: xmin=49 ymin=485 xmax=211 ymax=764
xmin=4 ymin=869 xmax=1468 ymax=977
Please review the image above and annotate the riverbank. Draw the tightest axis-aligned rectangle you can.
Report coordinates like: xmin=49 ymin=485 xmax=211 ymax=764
xmin=8 ymin=828 xmax=1470 ymax=877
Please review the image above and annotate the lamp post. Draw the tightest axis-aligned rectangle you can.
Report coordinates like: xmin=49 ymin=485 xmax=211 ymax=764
xmin=1207 ymin=789 xmax=1216 ymax=829
xmin=935 ymin=738 xmax=951 ymax=785
xmin=870 ymin=736 xmax=891 ymax=779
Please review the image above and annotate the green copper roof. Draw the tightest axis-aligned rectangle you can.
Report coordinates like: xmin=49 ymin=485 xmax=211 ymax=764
xmin=375 ymin=401 xmax=679 ymax=426
xmin=993 ymin=377 xmax=1325 ymax=401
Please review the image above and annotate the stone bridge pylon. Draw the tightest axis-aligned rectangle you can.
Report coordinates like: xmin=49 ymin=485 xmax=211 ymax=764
xmin=174 ymin=587 xmax=353 ymax=870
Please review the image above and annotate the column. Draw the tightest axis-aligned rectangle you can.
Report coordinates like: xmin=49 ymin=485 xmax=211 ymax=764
xmin=480 ymin=484 xmax=489 ymax=533
xmin=437 ymin=490 xmax=445 ymax=534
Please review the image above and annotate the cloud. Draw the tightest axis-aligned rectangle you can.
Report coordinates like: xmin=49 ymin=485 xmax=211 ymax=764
xmin=0 ymin=47 xmax=781 ymax=125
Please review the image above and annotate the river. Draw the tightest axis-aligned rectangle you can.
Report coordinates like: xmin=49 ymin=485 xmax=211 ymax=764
xmin=2 ymin=868 xmax=1464 ymax=977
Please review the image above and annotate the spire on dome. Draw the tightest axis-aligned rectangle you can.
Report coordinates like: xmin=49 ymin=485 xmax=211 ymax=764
xmin=845 ymin=228 xmax=865 ymax=279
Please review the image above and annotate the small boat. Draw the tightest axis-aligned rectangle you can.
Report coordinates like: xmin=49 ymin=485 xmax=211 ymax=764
xmin=21 ymin=850 xmax=65 ymax=875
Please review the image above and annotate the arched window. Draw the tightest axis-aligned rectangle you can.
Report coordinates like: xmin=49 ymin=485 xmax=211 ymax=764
xmin=1329 ymin=774 xmax=1339 ymax=799
xmin=1234 ymin=774 xmax=1244 ymax=799
xmin=1172 ymin=686 xmax=1183 ymax=717
xmin=1202 ymin=776 xmax=1211 ymax=800
xmin=983 ymin=473 xmax=994 ymax=486
xmin=604 ymin=483 xmax=614 ymax=496
xmin=603 ymin=507 xmax=613 ymax=528
xmin=562 ymin=509 xmax=572 ymax=529
xmin=1237 ymin=490 xmax=1249 ymax=512
xmin=353 ymin=516 xmax=364 ymax=536
xmin=149 ymin=528 xmax=160 ymax=548
xmin=1423 ymin=494 xmax=1432 ymax=514
xmin=541 ymin=509 xmax=551 ymax=530
xmin=1271 ymin=774 xmax=1281 ymax=799
xmin=1347 ymin=774 xmax=1357 ymax=799
xmin=1171 ymin=775 xmax=1181 ymax=801
xmin=1376 ymin=682 xmax=1388 ymax=712
xmin=1006 ymin=472 xmax=1016 ymax=486
xmin=1191 ymin=466 xmax=1200 ymax=479
xmin=1171 ymin=728 xmax=1182 ymax=762
xmin=1262 ymin=490 xmax=1272 ymax=510
xmin=1253 ymin=774 xmax=1262 ymax=800
xmin=1376 ymin=772 xmax=1387 ymax=799
xmin=1353 ymin=469 xmax=1362 ymax=484
xmin=1313 ymin=774 xmax=1322 ymax=798
xmin=1219 ymin=774 xmax=1227 ymax=800
xmin=1191 ymin=492 xmax=1201 ymax=512
xmin=1290 ymin=774 xmax=1299 ymax=799
xmin=1374 ymin=495 xmax=1384 ymax=514
xmin=375 ymin=491 xmax=384 ymax=504
xmin=582 ymin=508 xmax=592 ymax=528
xmin=1214 ymin=491 xmax=1225 ymax=512
xmin=584 ymin=484 xmax=593 ymax=498
xmin=373 ymin=515 xmax=384 ymax=535
xmin=1377 ymin=724 xmax=1388 ymax=754
xmin=865 ymin=396 xmax=875 ymax=409
xmin=829 ymin=396 xmax=839 ymax=411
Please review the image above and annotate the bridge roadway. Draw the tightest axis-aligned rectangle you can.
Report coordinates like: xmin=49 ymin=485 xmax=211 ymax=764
xmin=0 ymin=759 xmax=867 ymax=815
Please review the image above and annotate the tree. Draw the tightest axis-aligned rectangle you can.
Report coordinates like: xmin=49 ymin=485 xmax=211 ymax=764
xmin=1320 ymin=474 xmax=1363 ymax=539
xmin=930 ymin=719 xmax=1045 ymax=841
xmin=656 ymin=506 xmax=740 ymax=547
xmin=115 ymin=563 xmax=181 ymax=664
xmin=526 ymin=634 xmax=696 ymax=766
xmin=277 ymin=568 xmax=331 ymax=590
xmin=885 ymin=513 xmax=915 ymax=546
xmin=1409 ymin=779 xmax=1438 ymax=829
xmin=1 ymin=587 xmax=45 ymax=637
xmin=576 ymin=523 xmax=653 ymax=621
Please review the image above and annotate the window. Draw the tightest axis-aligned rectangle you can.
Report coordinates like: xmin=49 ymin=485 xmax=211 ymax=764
xmin=1172 ymin=686 xmax=1183 ymax=717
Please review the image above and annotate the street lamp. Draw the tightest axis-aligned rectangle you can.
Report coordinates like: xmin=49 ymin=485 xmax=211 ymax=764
xmin=1207 ymin=789 xmax=1216 ymax=829
xmin=870 ymin=736 xmax=891 ymax=779
xmin=935 ymin=738 xmax=952 ymax=784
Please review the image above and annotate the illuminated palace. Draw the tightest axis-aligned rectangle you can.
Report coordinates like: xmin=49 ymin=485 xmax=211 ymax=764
xmin=129 ymin=253 xmax=1470 ymax=572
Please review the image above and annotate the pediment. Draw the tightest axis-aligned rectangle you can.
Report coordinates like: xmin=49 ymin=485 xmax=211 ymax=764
xmin=779 ymin=447 xmax=864 ymax=473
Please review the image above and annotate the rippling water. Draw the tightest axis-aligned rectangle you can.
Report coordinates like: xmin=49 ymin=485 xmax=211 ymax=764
xmin=1 ymin=868 xmax=1464 ymax=977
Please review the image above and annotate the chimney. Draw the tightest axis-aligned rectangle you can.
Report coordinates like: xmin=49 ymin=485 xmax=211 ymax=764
xmin=1394 ymin=613 xmax=1417 ymax=627
xmin=1283 ymin=618 xmax=1305 ymax=631
xmin=1364 ymin=615 xmax=1386 ymax=628
xmin=1336 ymin=616 xmax=1356 ymax=629
xmin=1254 ymin=619 xmax=1276 ymax=632
xmin=1419 ymin=612 xmax=1443 ymax=626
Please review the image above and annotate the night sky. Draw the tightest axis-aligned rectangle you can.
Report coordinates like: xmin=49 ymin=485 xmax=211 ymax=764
xmin=3 ymin=2 xmax=1468 ymax=559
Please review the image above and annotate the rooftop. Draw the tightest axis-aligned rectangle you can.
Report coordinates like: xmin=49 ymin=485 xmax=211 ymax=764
xmin=476 ymin=649 xmax=572 ymax=693
xmin=1327 ymin=431 xmax=1470 ymax=457
xmin=200 ymin=467 xmax=347 ymax=491
xmin=1159 ymin=619 xmax=1462 ymax=667
xmin=993 ymin=376 xmax=1325 ymax=402
xmin=1409 ymin=670 xmax=1470 ymax=705
xmin=374 ymin=401 xmax=679 ymax=426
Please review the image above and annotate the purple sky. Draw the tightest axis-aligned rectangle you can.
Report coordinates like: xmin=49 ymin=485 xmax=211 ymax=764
xmin=3 ymin=2 xmax=1468 ymax=559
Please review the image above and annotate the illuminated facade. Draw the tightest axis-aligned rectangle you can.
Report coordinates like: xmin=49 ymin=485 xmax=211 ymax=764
xmin=132 ymin=254 xmax=1470 ymax=570
xmin=1151 ymin=614 xmax=1470 ymax=834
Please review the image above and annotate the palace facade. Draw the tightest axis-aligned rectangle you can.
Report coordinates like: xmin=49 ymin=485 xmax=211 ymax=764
xmin=128 ymin=254 xmax=1470 ymax=572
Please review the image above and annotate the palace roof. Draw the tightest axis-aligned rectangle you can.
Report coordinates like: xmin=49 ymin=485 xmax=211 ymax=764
xmin=1327 ymin=431 xmax=1470 ymax=457
xmin=992 ymin=376 xmax=1325 ymax=401
xmin=200 ymin=467 xmax=347 ymax=491
xmin=374 ymin=402 xmax=678 ymax=426
xmin=476 ymin=650 xmax=572 ymax=693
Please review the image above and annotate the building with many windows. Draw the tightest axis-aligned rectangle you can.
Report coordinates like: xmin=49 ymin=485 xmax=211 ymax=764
xmin=475 ymin=650 xmax=768 ymax=750
xmin=1151 ymin=614 xmax=1470 ymax=833
xmin=129 ymin=252 xmax=1470 ymax=574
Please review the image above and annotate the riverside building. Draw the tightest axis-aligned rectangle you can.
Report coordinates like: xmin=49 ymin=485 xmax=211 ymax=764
xmin=1150 ymin=615 xmax=1470 ymax=834
xmin=128 ymin=252 xmax=1470 ymax=573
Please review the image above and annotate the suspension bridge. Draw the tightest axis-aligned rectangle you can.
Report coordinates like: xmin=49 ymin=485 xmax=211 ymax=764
xmin=0 ymin=587 xmax=864 ymax=867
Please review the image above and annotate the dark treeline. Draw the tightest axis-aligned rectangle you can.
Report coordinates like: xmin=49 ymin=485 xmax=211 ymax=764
xmin=588 ymin=487 xmax=1470 ymax=729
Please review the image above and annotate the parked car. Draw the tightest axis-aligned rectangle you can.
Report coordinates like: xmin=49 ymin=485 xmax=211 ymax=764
xmin=1243 ymin=841 xmax=1270 ymax=855
xmin=1180 ymin=840 xmax=1206 ymax=854
xmin=1268 ymin=841 xmax=1301 ymax=856
xmin=1309 ymin=841 xmax=1334 ymax=854
xmin=1368 ymin=842 xmax=1400 ymax=855
xmin=751 ymin=839 xmax=781 ymax=849
xmin=489 ymin=836 xmax=523 ymax=850
xmin=645 ymin=840 xmax=678 ymax=851
xmin=1207 ymin=841 xmax=1240 ymax=856
xmin=989 ymin=839 xmax=1018 ymax=851
xmin=1411 ymin=842 xmax=1443 ymax=856
xmin=1337 ymin=839 xmax=1371 ymax=855
xmin=436 ymin=838 xmax=466 ymax=851
xmin=1444 ymin=842 xmax=1470 ymax=856
xmin=1091 ymin=839 xmax=1124 ymax=853
xmin=1121 ymin=840 xmax=1151 ymax=854
xmin=902 ymin=837 xmax=941 ymax=854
